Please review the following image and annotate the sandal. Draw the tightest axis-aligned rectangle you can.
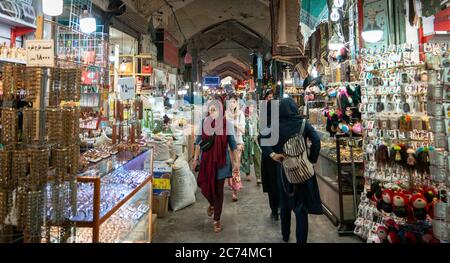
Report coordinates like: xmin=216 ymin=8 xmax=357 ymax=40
xmin=232 ymin=191 xmax=238 ymax=202
xmin=213 ymin=221 xmax=223 ymax=233
xmin=245 ymin=175 xmax=251 ymax=182
xmin=207 ymin=205 xmax=214 ymax=217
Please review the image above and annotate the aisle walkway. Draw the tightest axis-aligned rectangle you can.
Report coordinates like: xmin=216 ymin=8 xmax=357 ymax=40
xmin=152 ymin=176 xmax=360 ymax=243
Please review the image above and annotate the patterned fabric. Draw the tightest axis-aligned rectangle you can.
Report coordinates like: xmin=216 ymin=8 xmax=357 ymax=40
xmin=300 ymin=0 xmax=329 ymax=47
xmin=241 ymin=119 xmax=254 ymax=174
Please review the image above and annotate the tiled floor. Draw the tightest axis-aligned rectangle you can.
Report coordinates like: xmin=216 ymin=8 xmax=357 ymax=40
xmin=151 ymin=175 xmax=360 ymax=243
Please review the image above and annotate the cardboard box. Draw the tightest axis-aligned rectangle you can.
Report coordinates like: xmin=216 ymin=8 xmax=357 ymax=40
xmin=152 ymin=191 xmax=169 ymax=218
xmin=153 ymin=161 xmax=172 ymax=196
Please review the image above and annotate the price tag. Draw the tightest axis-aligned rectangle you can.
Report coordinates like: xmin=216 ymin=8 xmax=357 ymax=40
xmin=117 ymin=77 xmax=135 ymax=100
xmin=26 ymin=40 xmax=55 ymax=67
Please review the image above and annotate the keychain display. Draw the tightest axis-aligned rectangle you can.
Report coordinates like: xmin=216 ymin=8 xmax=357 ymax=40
xmin=356 ymin=43 xmax=449 ymax=243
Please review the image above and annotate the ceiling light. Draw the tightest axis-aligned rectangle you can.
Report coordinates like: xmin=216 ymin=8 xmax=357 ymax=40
xmin=330 ymin=8 xmax=340 ymax=22
xmin=328 ymin=32 xmax=344 ymax=50
xmin=362 ymin=23 xmax=384 ymax=43
xmin=333 ymin=0 xmax=345 ymax=8
xmin=120 ymin=60 xmax=127 ymax=72
xmin=311 ymin=67 xmax=318 ymax=78
xmin=80 ymin=6 xmax=97 ymax=34
xmin=43 ymin=0 xmax=63 ymax=16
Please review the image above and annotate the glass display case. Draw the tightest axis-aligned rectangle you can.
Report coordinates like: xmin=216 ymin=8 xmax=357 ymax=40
xmin=72 ymin=148 xmax=154 ymax=243
xmin=314 ymin=130 xmax=364 ymax=232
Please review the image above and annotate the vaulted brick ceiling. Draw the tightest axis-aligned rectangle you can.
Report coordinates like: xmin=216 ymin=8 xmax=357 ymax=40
xmin=121 ymin=0 xmax=271 ymax=79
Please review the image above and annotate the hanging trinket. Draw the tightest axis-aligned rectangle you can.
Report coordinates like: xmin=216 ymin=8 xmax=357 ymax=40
xmin=406 ymin=147 xmax=416 ymax=167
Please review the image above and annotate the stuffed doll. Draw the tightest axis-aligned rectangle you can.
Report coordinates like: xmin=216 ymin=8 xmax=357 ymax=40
xmin=406 ymin=147 xmax=416 ymax=167
xmin=378 ymin=189 xmax=393 ymax=213
xmin=423 ymin=186 xmax=439 ymax=219
xmin=367 ymin=181 xmax=382 ymax=205
xmin=404 ymin=231 xmax=418 ymax=243
xmin=423 ymin=186 xmax=438 ymax=204
xmin=410 ymin=193 xmax=428 ymax=220
xmin=393 ymin=191 xmax=409 ymax=218
xmin=376 ymin=225 xmax=389 ymax=243
xmin=415 ymin=147 xmax=431 ymax=175
xmin=384 ymin=218 xmax=399 ymax=231
xmin=387 ymin=231 xmax=401 ymax=243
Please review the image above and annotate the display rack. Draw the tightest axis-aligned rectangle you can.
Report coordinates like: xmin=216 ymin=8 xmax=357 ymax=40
xmin=316 ymin=131 xmax=364 ymax=229
xmin=335 ymin=133 xmax=364 ymax=234
xmin=73 ymin=149 xmax=154 ymax=243
xmin=353 ymin=43 xmax=448 ymax=243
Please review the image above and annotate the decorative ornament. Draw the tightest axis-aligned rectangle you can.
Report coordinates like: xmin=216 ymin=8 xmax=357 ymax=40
xmin=330 ymin=8 xmax=340 ymax=22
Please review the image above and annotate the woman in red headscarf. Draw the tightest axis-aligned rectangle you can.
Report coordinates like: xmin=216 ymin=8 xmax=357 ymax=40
xmin=192 ymin=96 xmax=238 ymax=233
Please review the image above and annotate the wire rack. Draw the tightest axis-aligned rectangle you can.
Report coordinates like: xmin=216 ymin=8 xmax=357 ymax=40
xmin=54 ymin=0 xmax=108 ymax=69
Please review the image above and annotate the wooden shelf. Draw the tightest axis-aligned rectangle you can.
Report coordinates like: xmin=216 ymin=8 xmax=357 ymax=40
xmin=0 ymin=57 xmax=26 ymax=64
xmin=0 ymin=13 xmax=36 ymax=29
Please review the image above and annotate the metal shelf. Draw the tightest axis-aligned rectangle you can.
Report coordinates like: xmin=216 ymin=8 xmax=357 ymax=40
xmin=0 ymin=13 xmax=36 ymax=29
xmin=0 ymin=57 xmax=26 ymax=64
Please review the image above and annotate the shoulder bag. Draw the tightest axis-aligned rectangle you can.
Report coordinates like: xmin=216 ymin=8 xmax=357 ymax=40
xmin=281 ymin=119 xmax=315 ymax=184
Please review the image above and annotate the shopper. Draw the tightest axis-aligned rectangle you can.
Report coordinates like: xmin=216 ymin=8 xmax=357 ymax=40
xmin=192 ymin=97 xmax=238 ymax=233
xmin=261 ymin=97 xmax=322 ymax=243
xmin=259 ymin=89 xmax=280 ymax=220
xmin=240 ymin=97 xmax=262 ymax=186
xmin=225 ymin=94 xmax=245 ymax=201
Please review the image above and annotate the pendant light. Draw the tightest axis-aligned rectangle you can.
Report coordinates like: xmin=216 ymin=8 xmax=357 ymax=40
xmin=120 ymin=59 xmax=127 ymax=72
xmin=79 ymin=6 xmax=96 ymax=34
xmin=43 ymin=0 xmax=63 ymax=16
xmin=361 ymin=22 xmax=384 ymax=43
xmin=328 ymin=32 xmax=344 ymax=50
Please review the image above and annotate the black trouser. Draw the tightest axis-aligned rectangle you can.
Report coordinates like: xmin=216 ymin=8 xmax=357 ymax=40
xmin=268 ymin=189 xmax=279 ymax=216
xmin=278 ymin=175 xmax=309 ymax=244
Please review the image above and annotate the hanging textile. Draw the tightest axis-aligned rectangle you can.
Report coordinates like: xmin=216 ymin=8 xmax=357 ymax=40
xmin=277 ymin=0 xmax=301 ymax=48
xmin=300 ymin=0 xmax=329 ymax=47
xmin=257 ymin=55 xmax=263 ymax=80
xmin=271 ymin=0 xmax=303 ymax=61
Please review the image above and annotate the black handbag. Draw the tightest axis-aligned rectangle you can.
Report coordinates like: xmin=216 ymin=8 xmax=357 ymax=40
xmin=199 ymin=133 xmax=216 ymax=152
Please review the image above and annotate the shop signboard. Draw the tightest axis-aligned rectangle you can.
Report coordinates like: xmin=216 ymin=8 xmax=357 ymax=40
xmin=163 ymin=31 xmax=179 ymax=68
xmin=168 ymin=73 xmax=177 ymax=90
xmin=25 ymin=39 xmax=55 ymax=67
xmin=117 ymin=77 xmax=135 ymax=100
xmin=203 ymin=76 xmax=221 ymax=86
xmin=362 ymin=0 xmax=389 ymax=49
xmin=154 ymin=68 xmax=167 ymax=86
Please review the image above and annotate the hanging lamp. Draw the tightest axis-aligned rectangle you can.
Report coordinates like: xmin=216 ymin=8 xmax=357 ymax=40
xmin=328 ymin=32 xmax=344 ymax=50
xmin=43 ymin=0 xmax=63 ymax=16
xmin=80 ymin=5 xmax=97 ymax=33
xmin=361 ymin=22 xmax=383 ymax=43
